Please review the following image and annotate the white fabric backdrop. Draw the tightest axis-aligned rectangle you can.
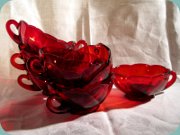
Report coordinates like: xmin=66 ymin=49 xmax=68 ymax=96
xmin=0 ymin=0 xmax=180 ymax=135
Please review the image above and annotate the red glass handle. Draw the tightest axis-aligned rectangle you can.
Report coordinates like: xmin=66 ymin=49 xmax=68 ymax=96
xmin=46 ymin=95 xmax=70 ymax=114
xmin=10 ymin=53 xmax=25 ymax=70
xmin=6 ymin=20 xmax=21 ymax=44
xmin=165 ymin=71 xmax=177 ymax=89
xmin=17 ymin=74 xmax=41 ymax=91
xmin=75 ymin=40 xmax=87 ymax=49
xmin=26 ymin=57 xmax=44 ymax=76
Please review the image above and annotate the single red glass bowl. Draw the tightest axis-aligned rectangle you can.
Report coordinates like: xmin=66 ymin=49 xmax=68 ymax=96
xmin=37 ymin=44 xmax=111 ymax=85
xmin=112 ymin=64 xmax=177 ymax=101
xmin=6 ymin=19 xmax=67 ymax=52
xmin=46 ymin=75 xmax=113 ymax=114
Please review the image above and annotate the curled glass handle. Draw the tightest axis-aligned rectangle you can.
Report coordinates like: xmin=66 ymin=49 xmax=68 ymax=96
xmin=164 ymin=71 xmax=177 ymax=89
xmin=17 ymin=74 xmax=41 ymax=91
xmin=46 ymin=95 xmax=70 ymax=114
xmin=10 ymin=53 xmax=26 ymax=70
xmin=75 ymin=40 xmax=87 ymax=50
xmin=26 ymin=57 xmax=44 ymax=76
xmin=6 ymin=19 xmax=21 ymax=44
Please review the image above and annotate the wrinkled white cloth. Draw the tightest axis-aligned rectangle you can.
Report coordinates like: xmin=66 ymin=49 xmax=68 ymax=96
xmin=0 ymin=0 xmax=180 ymax=135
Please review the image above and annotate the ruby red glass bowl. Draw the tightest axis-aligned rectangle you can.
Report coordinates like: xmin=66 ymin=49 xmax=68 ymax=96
xmin=112 ymin=64 xmax=177 ymax=101
xmin=6 ymin=19 xmax=67 ymax=51
xmin=6 ymin=19 xmax=113 ymax=114
xmin=25 ymin=43 xmax=112 ymax=114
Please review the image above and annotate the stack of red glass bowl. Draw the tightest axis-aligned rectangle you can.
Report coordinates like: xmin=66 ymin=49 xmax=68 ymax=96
xmin=6 ymin=20 xmax=113 ymax=114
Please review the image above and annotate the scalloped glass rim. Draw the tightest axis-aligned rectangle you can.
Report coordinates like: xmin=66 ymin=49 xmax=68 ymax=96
xmin=113 ymin=63 xmax=171 ymax=78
